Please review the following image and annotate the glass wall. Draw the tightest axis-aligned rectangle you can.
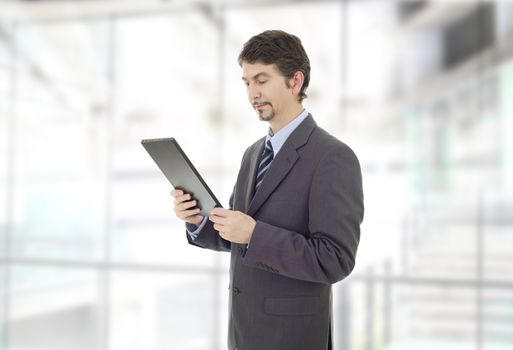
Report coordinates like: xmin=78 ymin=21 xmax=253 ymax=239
xmin=0 ymin=21 xmax=11 ymax=350
xmin=0 ymin=266 xmax=6 ymax=350
xmin=111 ymin=12 xmax=221 ymax=267
xmin=9 ymin=266 xmax=102 ymax=350
xmin=0 ymin=22 xmax=10 ymax=259
xmin=1 ymin=1 xmax=513 ymax=350
xmin=109 ymin=272 xmax=217 ymax=350
xmin=11 ymin=20 xmax=110 ymax=261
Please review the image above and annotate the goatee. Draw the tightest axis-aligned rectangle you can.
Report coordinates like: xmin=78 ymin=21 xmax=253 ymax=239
xmin=259 ymin=111 xmax=275 ymax=121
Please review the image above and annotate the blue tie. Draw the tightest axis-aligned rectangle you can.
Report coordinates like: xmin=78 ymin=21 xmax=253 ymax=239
xmin=255 ymin=131 xmax=274 ymax=190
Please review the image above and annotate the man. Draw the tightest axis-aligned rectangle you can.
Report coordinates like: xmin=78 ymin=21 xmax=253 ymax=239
xmin=171 ymin=30 xmax=363 ymax=350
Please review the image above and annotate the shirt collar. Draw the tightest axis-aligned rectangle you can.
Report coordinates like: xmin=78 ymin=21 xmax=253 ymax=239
xmin=266 ymin=109 xmax=309 ymax=156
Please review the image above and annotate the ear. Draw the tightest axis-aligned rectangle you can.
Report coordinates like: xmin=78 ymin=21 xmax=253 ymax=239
xmin=289 ymin=71 xmax=304 ymax=97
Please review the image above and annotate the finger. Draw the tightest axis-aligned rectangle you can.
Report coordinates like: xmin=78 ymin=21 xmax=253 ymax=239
xmin=176 ymin=200 xmax=198 ymax=212
xmin=210 ymin=208 xmax=226 ymax=216
xmin=174 ymin=193 xmax=192 ymax=206
xmin=179 ymin=207 xmax=202 ymax=219
xmin=171 ymin=189 xmax=183 ymax=197
xmin=214 ymin=224 xmax=224 ymax=234
xmin=218 ymin=230 xmax=225 ymax=238
xmin=210 ymin=208 xmax=231 ymax=217
xmin=177 ymin=198 xmax=196 ymax=210
xmin=209 ymin=215 xmax=227 ymax=225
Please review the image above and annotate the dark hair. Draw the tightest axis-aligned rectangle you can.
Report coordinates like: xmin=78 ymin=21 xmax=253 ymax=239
xmin=238 ymin=30 xmax=311 ymax=102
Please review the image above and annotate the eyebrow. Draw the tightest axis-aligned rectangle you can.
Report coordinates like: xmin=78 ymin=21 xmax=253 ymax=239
xmin=241 ymin=72 xmax=271 ymax=82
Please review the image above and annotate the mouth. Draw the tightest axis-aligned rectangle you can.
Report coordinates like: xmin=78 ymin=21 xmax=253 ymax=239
xmin=254 ymin=102 xmax=269 ymax=110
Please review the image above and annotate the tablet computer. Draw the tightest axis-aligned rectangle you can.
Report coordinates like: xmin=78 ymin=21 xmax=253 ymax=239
xmin=141 ymin=137 xmax=222 ymax=216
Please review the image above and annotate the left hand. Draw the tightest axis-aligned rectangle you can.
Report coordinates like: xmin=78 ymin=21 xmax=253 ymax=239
xmin=209 ymin=208 xmax=256 ymax=244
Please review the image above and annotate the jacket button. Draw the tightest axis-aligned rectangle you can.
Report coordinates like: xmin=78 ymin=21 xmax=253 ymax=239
xmin=233 ymin=287 xmax=240 ymax=295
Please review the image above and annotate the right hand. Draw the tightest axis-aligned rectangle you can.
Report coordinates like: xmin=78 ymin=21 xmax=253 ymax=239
xmin=171 ymin=189 xmax=204 ymax=226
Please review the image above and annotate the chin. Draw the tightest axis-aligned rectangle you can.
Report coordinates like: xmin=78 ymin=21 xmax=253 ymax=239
xmin=258 ymin=111 xmax=274 ymax=122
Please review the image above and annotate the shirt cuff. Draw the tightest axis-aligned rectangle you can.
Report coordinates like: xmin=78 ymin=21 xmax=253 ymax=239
xmin=186 ymin=217 xmax=208 ymax=240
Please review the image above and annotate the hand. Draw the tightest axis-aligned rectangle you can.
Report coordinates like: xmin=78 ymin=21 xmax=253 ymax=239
xmin=171 ymin=189 xmax=204 ymax=226
xmin=209 ymin=208 xmax=256 ymax=244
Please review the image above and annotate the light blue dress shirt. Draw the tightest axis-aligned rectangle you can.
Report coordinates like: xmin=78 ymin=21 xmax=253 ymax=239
xmin=187 ymin=109 xmax=310 ymax=239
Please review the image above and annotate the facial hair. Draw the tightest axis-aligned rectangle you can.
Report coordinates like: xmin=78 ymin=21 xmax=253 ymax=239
xmin=255 ymin=102 xmax=275 ymax=121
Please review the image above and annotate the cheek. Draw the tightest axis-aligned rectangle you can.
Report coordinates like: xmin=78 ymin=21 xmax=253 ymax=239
xmin=262 ymin=86 xmax=276 ymax=102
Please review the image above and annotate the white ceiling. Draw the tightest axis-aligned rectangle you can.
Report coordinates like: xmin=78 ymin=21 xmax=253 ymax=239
xmin=0 ymin=0 xmax=299 ymax=22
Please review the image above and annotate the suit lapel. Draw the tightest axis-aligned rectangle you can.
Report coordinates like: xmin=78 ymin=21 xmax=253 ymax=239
xmin=244 ymin=139 xmax=265 ymax=210
xmin=247 ymin=115 xmax=317 ymax=216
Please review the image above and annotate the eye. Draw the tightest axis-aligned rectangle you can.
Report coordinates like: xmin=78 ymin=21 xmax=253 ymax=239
xmin=257 ymin=80 xmax=267 ymax=85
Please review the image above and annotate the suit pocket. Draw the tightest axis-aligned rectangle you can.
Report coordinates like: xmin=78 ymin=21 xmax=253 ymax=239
xmin=264 ymin=296 xmax=320 ymax=316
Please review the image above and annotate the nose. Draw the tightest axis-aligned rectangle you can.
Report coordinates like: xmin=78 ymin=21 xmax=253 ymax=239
xmin=247 ymin=82 xmax=261 ymax=101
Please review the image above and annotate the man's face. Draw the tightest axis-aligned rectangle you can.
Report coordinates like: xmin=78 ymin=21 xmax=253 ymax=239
xmin=241 ymin=62 xmax=295 ymax=122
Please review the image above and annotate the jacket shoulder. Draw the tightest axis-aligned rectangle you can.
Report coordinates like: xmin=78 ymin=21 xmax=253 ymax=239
xmin=241 ymin=136 xmax=265 ymax=160
xmin=308 ymin=126 xmax=358 ymax=160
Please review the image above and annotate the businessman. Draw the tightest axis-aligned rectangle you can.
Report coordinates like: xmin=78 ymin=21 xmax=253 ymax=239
xmin=171 ymin=30 xmax=364 ymax=350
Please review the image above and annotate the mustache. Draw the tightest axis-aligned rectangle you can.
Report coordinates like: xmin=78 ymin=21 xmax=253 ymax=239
xmin=253 ymin=101 xmax=271 ymax=107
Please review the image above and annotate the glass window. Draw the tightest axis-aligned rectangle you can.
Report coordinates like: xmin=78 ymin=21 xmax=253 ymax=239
xmin=497 ymin=59 xmax=513 ymax=195
xmin=110 ymin=271 xmax=218 ymax=350
xmin=344 ymin=0 xmax=414 ymax=275
xmin=111 ymin=12 xmax=222 ymax=266
xmin=483 ymin=287 xmax=513 ymax=350
xmin=0 ymin=24 xmax=10 ymax=258
xmin=8 ymin=266 xmax=102 ymax=350
xmin=0 ymin=266 xmax=6 ymax=349
xmin=482 ymin=193 xmax=513 ymax=284
xmin=11 ymin=20 xmax=110 ymax=261
xmin=336 ymin=279 xmax=484 ymax=350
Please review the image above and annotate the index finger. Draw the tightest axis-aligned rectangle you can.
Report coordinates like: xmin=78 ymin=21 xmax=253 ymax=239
xmin=171 ymin=189 xmax=184 ymax=197
xmin=210 ymin=208 xmax=231 ymax=217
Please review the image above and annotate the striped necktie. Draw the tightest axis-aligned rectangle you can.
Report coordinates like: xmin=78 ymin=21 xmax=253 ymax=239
xmin=255 ymin=131 xmax=274 ymax=190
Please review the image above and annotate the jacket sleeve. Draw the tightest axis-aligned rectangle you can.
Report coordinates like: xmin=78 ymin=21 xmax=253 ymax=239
xmin=185 ymin=220 xmax=231 ymax=252
xmin=184 ymin=189 xmax=235 ymax=252
xmin=185 ymin=148 xmax=249 ymax=252
xmin=241 ymin=144 xmax=364 ymax=284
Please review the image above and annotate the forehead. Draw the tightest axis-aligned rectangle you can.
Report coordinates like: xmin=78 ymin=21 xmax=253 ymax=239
xmin=241 ymin=62 xmax=282 ymax=79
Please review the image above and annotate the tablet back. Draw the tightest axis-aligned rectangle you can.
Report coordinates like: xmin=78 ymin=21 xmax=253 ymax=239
xmin=141 ymin=137 xmax=221 ymax=216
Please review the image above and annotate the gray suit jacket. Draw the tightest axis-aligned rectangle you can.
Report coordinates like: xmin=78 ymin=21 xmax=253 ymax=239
xmin=187 ymin=114 xmax=364 ymax=350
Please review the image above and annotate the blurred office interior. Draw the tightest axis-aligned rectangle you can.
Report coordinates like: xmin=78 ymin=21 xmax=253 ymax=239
xmin=1 ymin=0 xmax=513 ymax=349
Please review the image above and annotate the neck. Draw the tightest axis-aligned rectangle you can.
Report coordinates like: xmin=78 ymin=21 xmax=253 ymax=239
xmin=269 ymin=104 xmax=304 ymax=134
